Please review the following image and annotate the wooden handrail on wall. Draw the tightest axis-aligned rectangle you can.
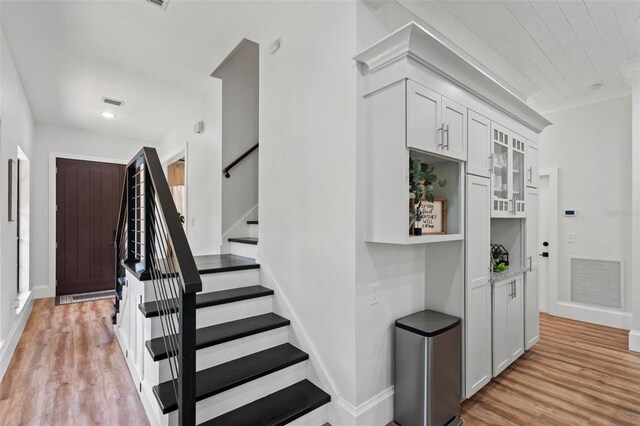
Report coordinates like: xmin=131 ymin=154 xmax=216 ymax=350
xmin=223 ymin=143 xmax=259 ymax=178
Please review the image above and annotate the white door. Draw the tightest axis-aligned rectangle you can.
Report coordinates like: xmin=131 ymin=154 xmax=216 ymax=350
xmin=525 ymin=188 xmax=540 ymax=349
xmin=492 ymin=278 xmax=510 ymax=376
xmin=406 ymin=80 xmax=442 ymax=154
xmin=509 ymin=275 xmax=525 ymax=360
xmin=491 ymin=123 xmax=511 ymax=217
xmin=465 ymin=175 xmax=491 ymax=397
xmin=511 ymin=134 xmax=526 ymax=217
xmin=526 ymin=141 xmax=539 ymax=188
xmin=467 ymin=111 xmax=490 ymax=178
xmin=539 ymin=175 xmax=550 ymax=312
xmin=442 ymin=96 xmax=467 ymax=161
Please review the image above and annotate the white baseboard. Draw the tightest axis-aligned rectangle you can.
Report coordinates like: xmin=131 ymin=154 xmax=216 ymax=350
xmin=333 ymin=386 xmax=394 ymax=426
xmin=32 ymin=285 xmax=55 ymax=299
xmin=629 ymin=330 xmax=640 ymax=352
xmin=0 ymin=294 xmax=34 ymax=380
xmin=556 ymin=302 xmax=631 ymax=330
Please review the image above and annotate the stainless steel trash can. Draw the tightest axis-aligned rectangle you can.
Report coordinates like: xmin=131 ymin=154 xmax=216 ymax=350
xmin=394 ymin=310 xmax=462 ymax=426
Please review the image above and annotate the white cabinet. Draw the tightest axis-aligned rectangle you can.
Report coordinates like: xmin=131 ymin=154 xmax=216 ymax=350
xmin=467 ymin=111 xmax=491 ymax=178
xmin=491 ymin=123 xmax=526 ymax=218
xmin=525 ymin=188 xmax=540 ymax=349
xmin=526 ymin=141 xmax=539 ymax=188
xmin=492 ymin=273 xmax=524 ymax=376
xmin=407 ymin=80 xmax=467 ymax=161
xmin=465 ymin=175 xmax=492 ymax=398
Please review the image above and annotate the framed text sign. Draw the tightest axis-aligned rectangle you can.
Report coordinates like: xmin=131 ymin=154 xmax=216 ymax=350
xmin=415 ymin=198 xmax=447 ymax=235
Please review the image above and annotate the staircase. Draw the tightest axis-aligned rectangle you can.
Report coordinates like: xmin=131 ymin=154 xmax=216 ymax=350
xmin=228 ymin=220 xmax=259 ymax=259
xmin=113 ymin=148 xmax=330 ymax=426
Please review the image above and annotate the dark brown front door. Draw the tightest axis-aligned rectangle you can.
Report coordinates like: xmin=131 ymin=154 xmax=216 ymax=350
xmin=56 ymin=158 xmax=125 ymax=296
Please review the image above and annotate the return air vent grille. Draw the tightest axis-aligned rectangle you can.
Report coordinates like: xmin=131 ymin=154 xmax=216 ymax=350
xmin=146 ymin=0 xmax=169 ymax=10
xmin=103 ymin=97 xmax=124 ymax=107
xmin=570 ymin=257 xmax=622 ymax=310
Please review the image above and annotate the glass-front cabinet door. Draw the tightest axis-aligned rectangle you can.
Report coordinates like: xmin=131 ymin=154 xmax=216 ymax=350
xmin=491 ymin=123 xmax=527 ymax=218
xmin=491 ymin=124 xmax=511 ymax=217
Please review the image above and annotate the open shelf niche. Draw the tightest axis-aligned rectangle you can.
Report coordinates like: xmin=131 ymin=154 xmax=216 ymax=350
xmin=407 ymin=151 xmax=464 ymax=244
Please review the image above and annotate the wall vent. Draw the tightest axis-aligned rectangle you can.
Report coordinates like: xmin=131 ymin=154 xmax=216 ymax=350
xmin=570 ymin=257 xmax=623 ymax=310
xmin=146 ymin=0 xmax=169 ymax=10
xmin=103 ymin=97 xmax=124 ymax=107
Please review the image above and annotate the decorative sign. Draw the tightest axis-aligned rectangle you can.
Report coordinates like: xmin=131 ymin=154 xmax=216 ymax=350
xmin=415 ymin=198 xmax=447 ymax=235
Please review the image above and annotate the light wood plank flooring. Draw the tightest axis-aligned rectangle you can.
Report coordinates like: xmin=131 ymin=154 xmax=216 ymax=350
xmin=0 ymin=298 xmax=148 ymax=426
xmin=461 ymin=313 xmax=640 ymax=425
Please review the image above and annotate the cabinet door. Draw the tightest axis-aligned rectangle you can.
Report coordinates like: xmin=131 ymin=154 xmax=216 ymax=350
xmin=509 ymin=275 xmax=525 ymax=360
xmin=406 ymin=80 xmax=442 ymax=154
xmin=442 ymin=96 xmax=467 ymax=161
xmin=466 ymin=110 xmax=490 ymax=178
xmin=465 ymin=175 xmax=492 ymax=397
xmin=526 ymin=141 xmax=539 ymax=188
xmin=525 ymin=188 xmax=540 ymax=349
xmin=491 ymin=123 xmax=511 ymax=217
xmin=492 ymin=278 xmax=511 ymax=376
xmin=511 ymin=134 xmax=527 ymax=217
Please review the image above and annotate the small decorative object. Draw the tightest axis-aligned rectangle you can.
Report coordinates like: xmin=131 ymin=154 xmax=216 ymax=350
xmin=8 ymin=159 xmax=16 ymax=222
xmin=414 ymin=198 xmax=447 ymax=235
xmin=409 ymin=157 xmax=447 ymax=235
xmin=491 ymin=244 xmax=509 ymax=269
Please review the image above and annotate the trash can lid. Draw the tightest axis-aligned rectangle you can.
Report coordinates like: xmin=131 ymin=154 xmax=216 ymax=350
xmin=395 ymin=310 xmax=461 ymax=337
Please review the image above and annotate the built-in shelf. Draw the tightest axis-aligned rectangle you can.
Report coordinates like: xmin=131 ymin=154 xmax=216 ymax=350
xmin=490 ymin=265 xmax=528 ymax=283
xmin=407 ymin=233 xmax=464 ymax=244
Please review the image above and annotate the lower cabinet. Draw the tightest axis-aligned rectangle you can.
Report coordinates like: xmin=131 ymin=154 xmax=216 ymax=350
xmin=525 ymin=268 xmax=540 ymax=349
xmin=492 ymin=274 xmax=524 ymax=376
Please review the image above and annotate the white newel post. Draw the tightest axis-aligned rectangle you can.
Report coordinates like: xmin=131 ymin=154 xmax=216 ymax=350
xmin=629 ymin=60 xmax=640 ymax=352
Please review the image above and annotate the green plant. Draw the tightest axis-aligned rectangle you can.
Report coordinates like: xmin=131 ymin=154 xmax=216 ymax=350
xmin=409 ymin=158 xmax=447 ymax=223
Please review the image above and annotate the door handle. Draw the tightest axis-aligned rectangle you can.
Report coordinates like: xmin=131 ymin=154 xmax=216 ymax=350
xmin=528 ymin=256 xmax=532 ymax=272
xmin=528 ymin=167 xmax=533 ymax=183
xmin=445 ymin=124 xmax=450 ymax=150
xmin=438 ymin=124 xmax=444 ymax=149
xmin=489 ymin=154 xmax=494 ymax=173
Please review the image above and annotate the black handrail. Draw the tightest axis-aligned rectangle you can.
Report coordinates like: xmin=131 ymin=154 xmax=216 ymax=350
xmin=114 ymin=146 xmax=200 ymax=425
xmin=223 ymin=143 xmax=259 ymax=178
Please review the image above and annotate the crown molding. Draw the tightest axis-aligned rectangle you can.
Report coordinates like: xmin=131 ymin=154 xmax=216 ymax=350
xmin=619 ymin=58 xmax=640 ymax=84
xmin=533 ymin=85 xmax=632 ymax=116
xmin=354 ymin=22 xmax=551 ymax=133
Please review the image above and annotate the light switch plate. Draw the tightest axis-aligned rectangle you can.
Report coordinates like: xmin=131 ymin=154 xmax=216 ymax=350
xmin=371 ymin=284 xmax=380 ymax=305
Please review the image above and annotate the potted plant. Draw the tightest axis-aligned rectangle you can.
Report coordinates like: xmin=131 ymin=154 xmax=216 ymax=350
xmin=409 ymin=157 xmax=447 ymax=235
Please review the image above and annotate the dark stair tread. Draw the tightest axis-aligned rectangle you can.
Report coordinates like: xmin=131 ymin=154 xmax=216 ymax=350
xmin=228 ymin=237 xmax=259 ymax=245
xmin=139 ymin=285 xmax=274 ymax=318
xmin=199 ymin=380 xmax=331 ymax=426
xmin=145 ymin=313 xmax=290 ymax=361
xmin=117 ymin=277 xmax=127 ymax=287
xmin=153 ymin=344 xmax=308 ymax=414
xmin=247 ymin=220 xmax=258 ymax=225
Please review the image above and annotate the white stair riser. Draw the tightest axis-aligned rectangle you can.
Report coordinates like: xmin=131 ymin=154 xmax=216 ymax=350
xmin=247 ymin=223 xmax=259 ymax=238
xmin=146 ymin=297 xmax=273 ymax=339
xmin=287 ymin=403 xmax=330 ymax=426
xmin=229 ymin=242 xmax=258 ymax=259
xmin=152 ymin=327 xmax=289 ymax=384
xmin=165 ymin=362 xmax=308 ymax=425
xmin=199 ymin=268 xmax=260 ymax=293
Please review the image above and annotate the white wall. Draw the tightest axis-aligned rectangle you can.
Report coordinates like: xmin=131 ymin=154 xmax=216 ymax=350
xmin=539 ymin=96 xmax=632 ymax=326
xmin=31 ymin=122 xmax=159 ymax=299
xmin=158 ymin=79 xmax=222 ymax=257
xmin=0 ymin=29 xmax=35 ymax=379
xmin=257 ymin=0 xmax=358 ymax=416
xmin=212 ymin=40 xmax=259 ymax=239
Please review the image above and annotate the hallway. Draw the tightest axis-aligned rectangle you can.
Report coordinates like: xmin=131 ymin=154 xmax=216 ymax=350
xmin=0 ymin=299 xmax=148 ymax=426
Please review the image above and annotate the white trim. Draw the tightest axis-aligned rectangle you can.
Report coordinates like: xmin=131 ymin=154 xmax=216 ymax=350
xmin=619 ymin=58 xmax=640 ymax=84
xmin=221 ymin=204 xmax=259 ymax=253
xmin=556 ymin=302 xmax=631 ymax=330
xmin=568 ymin=256 xmax=625 ymax=311
xmin=539 ymin=167 xmax=559 ymax=316
xmin=629 ymin=330 xmax=640 ymax=352
xmin=534 ymin=86 xmax=631 ymax=115
xmin=0 ymin=292 xmax=34 ymax=380
xmin=163 ymin=148 xmax=188 ymax=236
xmin=335 ymin=386 xmax=394 ymax=426
xmin=47 ymin=152 xmax=129 ymax=298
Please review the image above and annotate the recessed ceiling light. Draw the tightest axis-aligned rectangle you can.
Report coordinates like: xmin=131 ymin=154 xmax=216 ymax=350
xmin=101 ymin=112 xmax=116 ymax=119
xmin=588 ymin=83 xmax=602 ymax=92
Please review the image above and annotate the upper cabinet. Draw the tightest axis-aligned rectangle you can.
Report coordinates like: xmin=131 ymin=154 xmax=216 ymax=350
xmin=407 ymin=80 xmax=467 ymax=161
xmin=467 ymin=111 xmax=491 ymax=179
xmin=491 ymin=123 xmax=526 ymax=218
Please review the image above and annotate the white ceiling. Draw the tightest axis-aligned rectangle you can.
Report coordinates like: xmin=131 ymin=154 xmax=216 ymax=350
xmin=402 ymin=0 xmax=640 ymax=108
xmin=1 ymin=0 xmax=281 ymax=141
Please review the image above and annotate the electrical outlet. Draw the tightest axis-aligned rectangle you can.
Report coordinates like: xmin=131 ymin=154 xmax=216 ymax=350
xmin=371 ymin=284 xmax=380 ymax=305
xmin=567 ymin=233 xmax=576 ymax=243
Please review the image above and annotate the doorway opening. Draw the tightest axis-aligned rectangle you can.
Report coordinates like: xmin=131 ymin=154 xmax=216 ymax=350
xmin=167 ymin=157 xmax=186 ymax=224
xmin=16 ymin=147 xmax=30 ymax=295
xmin=55 ymin=158 xmax=125 ymax=298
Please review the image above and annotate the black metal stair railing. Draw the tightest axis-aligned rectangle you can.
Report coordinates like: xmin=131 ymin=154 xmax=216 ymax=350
xmin=114 ymin=147 xmax=201 ymax=426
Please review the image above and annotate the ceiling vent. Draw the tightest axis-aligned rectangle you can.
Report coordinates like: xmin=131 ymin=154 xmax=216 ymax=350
xmin=146 ymin=0 xmax=169 ymax=10
xmin=103 ymin=97 xmax=124 ymax=107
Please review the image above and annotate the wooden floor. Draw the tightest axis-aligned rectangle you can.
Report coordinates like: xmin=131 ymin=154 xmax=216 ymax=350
xmin=461 ymin=313 xmax=640 ymax=425
xmin=0 ymin=298 xmax=148 ymax=426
